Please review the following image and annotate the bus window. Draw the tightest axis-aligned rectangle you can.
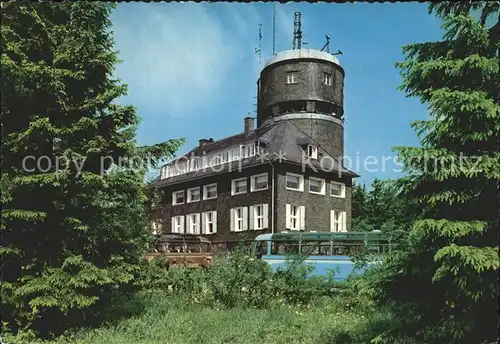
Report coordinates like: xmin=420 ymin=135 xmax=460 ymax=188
xmin=254 ymin=241 xmax=268 ymax=257
xmin=270 ymin=242 xmax=279 ymax=255
xmin=271 ymin=240 xmax=299 ymax=255
xmin=300 ymin=241 xmax=320 ymax=255
xmin=332 ymin=241 xmax=347 ymax=255
xmin=319 ymin=242 xmax=332 ymax=255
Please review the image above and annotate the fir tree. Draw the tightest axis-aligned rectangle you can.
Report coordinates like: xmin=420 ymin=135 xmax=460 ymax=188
xmin=1 ymin=3 xmax=182 ymax=337
xmin=368 ymin=3 xmax=499 ymax=343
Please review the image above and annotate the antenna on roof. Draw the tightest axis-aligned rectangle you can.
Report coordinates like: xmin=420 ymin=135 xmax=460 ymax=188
xmin=332 ymin=49 xmax=343 ymax=56
xmin=293 ymin=11 xmax=302 ymax=50
xmin=272 ymin=4 xmax=276 ymax=55
xmin=254 ymin=23 xmax=263 ymax=64
xmin=320 ymin=34 xmax=330 ymax=53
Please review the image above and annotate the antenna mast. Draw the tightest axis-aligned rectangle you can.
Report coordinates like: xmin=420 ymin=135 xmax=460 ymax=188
xmin=320 ymin=34 xmax=330 ymax=53
xmin=254 ymin=23 xmax=263 ymax=64
xmin=272 ymin=4 xmax=276 ymax=55
xmin=293 ymin=11 xmax=302 ymax=50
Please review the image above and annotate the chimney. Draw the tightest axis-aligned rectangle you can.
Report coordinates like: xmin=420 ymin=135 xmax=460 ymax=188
xmin=244 ymin=116 xmax=255 ymax=135
xmin=199 ymin=139 xmax=210 ymax=147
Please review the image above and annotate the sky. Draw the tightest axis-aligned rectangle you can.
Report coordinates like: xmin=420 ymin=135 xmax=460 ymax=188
xmin=110 ymin=2 xmax=445 ymax=187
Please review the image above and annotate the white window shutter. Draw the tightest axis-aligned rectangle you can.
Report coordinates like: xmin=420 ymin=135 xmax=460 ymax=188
xmin=180 ymin=216 xmax=185 ymax=233
xmin=330 ymin=210 xmax=334 ymax=232
xmin=171 ymin=217 xmax=176 ymax=233
xmin=201 ymin=213 xmax=206 ymax=234
xmin=342 ymin=211 xmax=347 ymax=232
xmin=230 ymin=209 xmax=234 ymax=232
xmin=243 ymin=207 xmax=248 ymax=231
xmin=285 ymin=204 xmax=291 ymax=229
xmin=186 ymin=215 xmax=191 ymax=234
xmin=263 ymin=204 xmax=269 ymax=229
xmin=196 ymin=213 xmax=201 ymax=235
xmin=249 ymin=206 xmax=255 ymax=230
xmin=250 ymin=176 xmax=255 ymax=191
xmin=299 ymin=206 xmax=305 ymax=230
xmin=213 ymin=211 xmax=217 ymax=233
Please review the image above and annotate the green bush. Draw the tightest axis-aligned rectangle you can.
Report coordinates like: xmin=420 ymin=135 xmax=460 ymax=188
xmin=132 ymin=246 xmax=348 ymax=310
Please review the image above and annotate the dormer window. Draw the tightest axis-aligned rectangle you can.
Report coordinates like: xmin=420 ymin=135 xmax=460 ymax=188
xmin=307 ymin=145 xmax=318 ymax=159
xmin=286 ymin=73 xmax=297 ymax=84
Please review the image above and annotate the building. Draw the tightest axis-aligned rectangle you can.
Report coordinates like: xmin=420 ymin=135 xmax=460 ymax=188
xmin=152 ymin=47 xmax=358 ymax=249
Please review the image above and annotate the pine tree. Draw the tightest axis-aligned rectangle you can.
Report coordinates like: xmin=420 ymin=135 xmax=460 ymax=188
xmin=1 ymin=3 xmax=182 ymax=337
xmin=368 ymin=3 xmax=499 ymax=343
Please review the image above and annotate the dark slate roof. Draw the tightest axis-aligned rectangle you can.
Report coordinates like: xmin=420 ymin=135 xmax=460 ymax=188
xmin=154 ymin=121 xmax=358 ymax=188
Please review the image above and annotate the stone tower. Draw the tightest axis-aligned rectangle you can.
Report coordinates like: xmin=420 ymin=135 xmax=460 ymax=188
xmin=256 ymin=49 xmax=345 ymax=160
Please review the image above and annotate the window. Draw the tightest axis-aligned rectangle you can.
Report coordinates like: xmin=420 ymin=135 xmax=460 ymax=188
xmin=286 ymin=73 xmax=297 ymax=84
xmin=231 ymin=207 xmax=248 ymax=232
xmin=202 ymin=211 xmax=217 ymax=234
xmin=286 ymin=173 xmax=304 ymax=191
xmin=246 ymin=143 xmax=255 ymax=157
xmin=187 ymin=187 xmax=200 ymax=203
xmin=172 ymin=190 xmax=184 ymax=205
xmin=307 ymin=145 xmax=318 ymax=159
xmin=309 ymin=177 xmax=326 ymax=195
xmin=231 ymin=178 xmax=247 ymax=195
xmin=161 ymin=166 xmax=168 ymax=179
xmin=330 ymin=210 xmax=346 ymax=232
xmin=171 ymin=216 xmax=184 ymax=233
xmin=286 ymin=204 xmax=305 ymax=231
xmin=330 ymin=181 xmax=345 ymax=198
xmin=250 ymin=204 xmax=269 ymax=230
xmin=251 ymin=173 xmax=268 ymax=191
xmin=203 ymin=183 xmax=217 ymax=200
xmin=323 ymin=72 xmax=332 ymax=86
xmin=186 ymin=213 xmax=201 ymax=234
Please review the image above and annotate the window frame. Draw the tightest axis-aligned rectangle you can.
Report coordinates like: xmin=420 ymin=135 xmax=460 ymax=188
xmin=285 ymin=173 xmax=304 ymax=191
xmin=231 ymin=177 xmax=247 ymax=195
xmin=203 ymin=183 xmax=218 ymax=200
xmin=172 ymin=190 xmax=185 ymax=205
xmin=171 ymin=215 xmax=184 ymax=234
xmin=187 ymin=213 xmax=200 ymax=235
xmin=250 ymin=173 xmax=268 ymax=192
xmin=202 ymin=210 xmax=217 ymax=234
xmin=187 ymin=187 xmax=201 ymax=203
xmin=286 ymin=72 xmax=297 ymax=84
xmin=231 ymin=207 xmax=247 ymax=232
xmin=289 ymin=205 xmax=300 ymax=231
xmin=307 ymin=145 xmax=318 ymax=159
xmin=330 ymin=210 xmax=346 ymax=232
xmin=309 ymin=177 xmax=326 ymax=195
xmin=330 ymin=181 xmax=346 ymax=198
xmin=323 ymin=72 xmax=332 ymax=86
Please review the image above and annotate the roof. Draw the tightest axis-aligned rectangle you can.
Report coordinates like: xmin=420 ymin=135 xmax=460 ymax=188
xmin=154 ymin=121 xmax=358 ymax=188
xmin=262 ymin=49 xmax=341 ymax=71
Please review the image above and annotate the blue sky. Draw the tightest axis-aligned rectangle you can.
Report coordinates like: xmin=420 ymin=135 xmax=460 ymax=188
xmin=110 ymin=2 xmax=444 ymax=186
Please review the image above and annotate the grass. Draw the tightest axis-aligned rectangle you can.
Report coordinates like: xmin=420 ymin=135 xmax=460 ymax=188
xmin=23 ymin=291 xmax=363 ymax=344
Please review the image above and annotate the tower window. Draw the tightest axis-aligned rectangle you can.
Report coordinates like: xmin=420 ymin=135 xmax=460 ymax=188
xmin=286 ymin=73 xmax=297 ymax=84
xmin=323 ymin=72 xmax=332 ymax=86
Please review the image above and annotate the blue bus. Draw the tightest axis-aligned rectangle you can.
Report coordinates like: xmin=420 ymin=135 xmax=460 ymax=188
xmin=252 ymin=231 xmax=391 ymax=281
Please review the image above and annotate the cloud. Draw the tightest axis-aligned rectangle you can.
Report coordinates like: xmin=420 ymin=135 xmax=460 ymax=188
xmin=112 ymin=3 xmax=260 ymax=118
